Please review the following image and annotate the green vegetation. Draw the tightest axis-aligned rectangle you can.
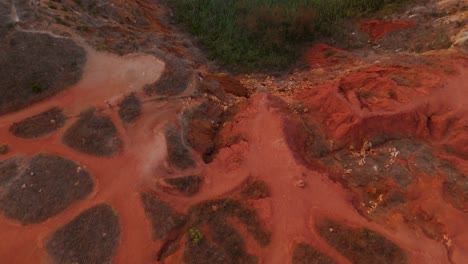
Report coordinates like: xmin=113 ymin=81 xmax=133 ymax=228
xmin=170 ymin=0 xmax=406 ymax=71
xmin=48 ymin=2 xmax=58 ymax=9
xmin=31 ymin=82 xmax=43 ymax=94
xmin=188 ymin=227 xmax=204 ymax=243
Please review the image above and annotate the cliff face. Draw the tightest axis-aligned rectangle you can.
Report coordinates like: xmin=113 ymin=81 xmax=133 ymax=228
xmin=0 ymin=0 xmax=467 ymax=263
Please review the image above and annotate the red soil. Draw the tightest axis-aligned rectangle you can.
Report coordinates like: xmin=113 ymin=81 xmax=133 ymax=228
xmin=1 ymin=44 xmax=467 ymax=264
xmin=296 ymin=53 xmax=468 ymax=148
xmin=360 ymin=20 xmax=416 ymax=40
xmin=305 ymin=43 xmax=351 ymax=68
xmin=1 ymin=2 xmax=468 ymax=263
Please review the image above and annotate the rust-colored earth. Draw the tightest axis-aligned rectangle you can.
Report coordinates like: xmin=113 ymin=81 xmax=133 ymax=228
xmin=360 ymin=20 xmax=416 ymax=40
xmin=0 ymin=0 xmax=467 ymax=264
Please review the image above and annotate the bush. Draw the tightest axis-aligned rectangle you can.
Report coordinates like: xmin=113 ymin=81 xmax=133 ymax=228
xmin=189 ymin=227 xmax=204 ymax=243
xmin=170 ymin=0 xmax=406 ymax=71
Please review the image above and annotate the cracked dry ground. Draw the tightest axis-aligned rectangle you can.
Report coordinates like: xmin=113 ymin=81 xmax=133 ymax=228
xmin=1 ymin=0 xmax=468 ymax=264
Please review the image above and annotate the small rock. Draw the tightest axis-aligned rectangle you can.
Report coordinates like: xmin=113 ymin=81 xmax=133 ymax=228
xmin=294 ymin=179 xmax=306 ymax=188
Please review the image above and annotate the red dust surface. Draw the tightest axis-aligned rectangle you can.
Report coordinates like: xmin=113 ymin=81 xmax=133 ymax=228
xmin=360 ymin=20 xmax=416 ymax=40
xmin=1 ymin=1 xmax=468 ymax=263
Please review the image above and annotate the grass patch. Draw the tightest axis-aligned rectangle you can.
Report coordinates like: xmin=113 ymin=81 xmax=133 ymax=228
xmin=48 ymin=2 xmax=58 ymax=9
xmin=170 ymin=0 xmax=406 ymax=71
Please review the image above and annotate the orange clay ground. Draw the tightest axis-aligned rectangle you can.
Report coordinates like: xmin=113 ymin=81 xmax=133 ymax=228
xmin=0 ymin=0 xmax=467 ymax=263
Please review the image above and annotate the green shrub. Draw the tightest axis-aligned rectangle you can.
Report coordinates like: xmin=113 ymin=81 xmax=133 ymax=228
xmin=31 ymin=82 xmax=43 ymax=93
xmin=170 ymin=0 xmax=406 ymax=71
xmin=188 ymin=227 xmax=203 ymax=243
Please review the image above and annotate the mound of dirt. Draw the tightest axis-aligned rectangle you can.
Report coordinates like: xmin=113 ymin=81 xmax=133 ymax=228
xmin=316 ymin=219 xmax=407 ymax=263
xmin=165 ymin=125 xmax=196 ymax=170
xmin=144 ymin=56 xmax=192 ymax=96
xmin=140 ymin=192 xmax=186 ymax=240
xmin=62 ymin=108 xmax=121 ymax=157
xmin=164 ymin=175 xmax=204 ymax=196
xmin=46 ymin=204 xmax=121 ymax=264
xmin=118 ymin=93 xmax=141 ymax=124
xmin=9 ymin=107 xmax=67 ymax=139
xmin=292 ymin=243 xmax=336 ymax=264
xmin=0 ymin=31 xmax=86 ymax=115
xmin=0 ymin=154 xmax=93 ymax=224
xmin=182 ymin=100 xmax=232 ymax=163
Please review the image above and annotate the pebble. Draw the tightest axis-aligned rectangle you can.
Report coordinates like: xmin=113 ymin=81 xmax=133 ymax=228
xmin=294 ymin=179 xmax=306 ymax=188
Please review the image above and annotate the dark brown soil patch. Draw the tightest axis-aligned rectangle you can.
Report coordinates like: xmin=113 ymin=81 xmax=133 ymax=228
xmin=0 ymin=157 xmax=20 ymax=186
xmin=165 ymin=125 xmax=195 ymax=170
xmin=207 ymin=220 xmax=258 ymax=264
xmin=9 ymin=107 xmax=67 ymax=139
xmin=145 ymin=194 xmax=270 ymax=261
xmin=0 ymin=154 xmax=94 ymax=224
xmin=0 ymin=144 xmax=9 ymax=155
xmin=189 ymin=199 xmax=271 ymax=247
xmin=241 ymin=178 xmax=271 ymax=200
xmin=0 ymin=31 xmax=86 ymax=115
xmin=62 ymin=108 xmax=121 ymax=157
xmin=292 ymin=243 xmax=336 ymax=264
xmin=386 ymin=162 xmax=413 ymax=190
xmin=118 ymin=93 xmax=141 ymax=124
xmin=46 ymin=204 xmax=121 ymax=264
xmin=203 ymin=74 xmax=249 ymax=98
xmin=165 ymin=175 xmax=203 ymax=196
xmin=144 ymin=56 xmax=191 ymax=96
xmin=332 ymin=139 xmax=422 ymax=190
xmin=316 ymin=219 xmax=407 ymax=264
xmin=182 ymin=198 xmax=270 ymax=263
xmin=442 ymin=163 xmax=468 ymax=211
xmin=184 ymin=236 xmax=230 ymax=264
xmin=0 ymin=2 xmax=12 ymax=41
xmin=140 ymin=192 xmax=186 ymax=240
